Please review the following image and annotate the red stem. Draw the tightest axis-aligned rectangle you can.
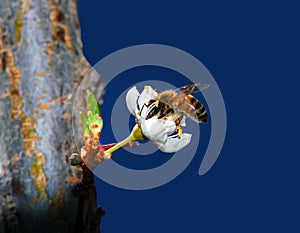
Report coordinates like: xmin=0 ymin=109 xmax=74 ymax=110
xmin=101 ymin=143 xmax=117 ymax=151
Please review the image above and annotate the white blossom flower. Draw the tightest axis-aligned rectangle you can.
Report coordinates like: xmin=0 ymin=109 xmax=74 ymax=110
xmin=125 ymin=86 xmax=192 ymax=153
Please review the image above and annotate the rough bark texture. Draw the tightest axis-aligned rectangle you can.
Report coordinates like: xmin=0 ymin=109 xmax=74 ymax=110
xmin=73 ymin=163 xmax=105 ymax=233
xmin=0 ymin=0 xmax=102 ymax=232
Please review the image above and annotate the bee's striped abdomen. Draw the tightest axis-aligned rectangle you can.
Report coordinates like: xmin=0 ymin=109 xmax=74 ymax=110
xmin=186 ymin=94 xmax=208 ymax=122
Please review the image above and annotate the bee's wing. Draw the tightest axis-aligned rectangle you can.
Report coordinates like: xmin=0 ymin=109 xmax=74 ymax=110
xmin=173 ymin=83 xmax=197 ymax=93
xmin=174 ymin=83 xmax=210 ymax=94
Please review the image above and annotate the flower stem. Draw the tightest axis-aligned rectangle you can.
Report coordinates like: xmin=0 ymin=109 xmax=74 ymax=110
xmin=104 ymin=134 xmax=135 ymax=156
xmin=104 ymin=124 xmax=145 ymax=156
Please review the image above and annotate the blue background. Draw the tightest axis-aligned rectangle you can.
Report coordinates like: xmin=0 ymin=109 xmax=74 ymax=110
xmin=78 ymin=1 xmax=299 ymax=232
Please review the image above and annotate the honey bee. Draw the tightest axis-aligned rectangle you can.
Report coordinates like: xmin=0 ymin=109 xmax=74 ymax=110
xmin=142 ymin=83 xmax=209 ymax=137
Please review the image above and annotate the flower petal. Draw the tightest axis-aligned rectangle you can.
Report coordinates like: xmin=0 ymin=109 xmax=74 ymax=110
xmin=155 ymin=133 xmax=192 ymax=153
xmin=140 ymin=116 xmax=167 ymax=143
xmin=126 ymin=86 xmax=140 ymax=116
xmin=140 ymin=116 xmax=176 ymax=143
xmin=162 ymin=118 xmax=176 ymax=135
xmin=138 ymin=86 xmax=158 ymax=110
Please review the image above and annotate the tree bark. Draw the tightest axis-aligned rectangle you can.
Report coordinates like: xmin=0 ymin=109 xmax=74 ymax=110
xmin=0 ymin=0 xmax=102 ymax=232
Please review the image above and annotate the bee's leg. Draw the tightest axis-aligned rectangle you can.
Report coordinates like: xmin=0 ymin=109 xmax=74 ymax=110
xmin=179 ymin=114 xmax=184 ymax=121
xmin=179 ymin=115 xmax=186 ymax=127
xmin=145 ymin=101 xmax=158 ymax=119
xmin=174 ymin=116 xmax=183 ymax=137
xmin=137 ymin=103 xmax=147 ymax=118
xmin=139 ymin=100 xmax=154 ymax=115
xmin=177 ymin=127 xmax=183 ymax=138
xmin=139 ymin=103 xmax=146 ymax=112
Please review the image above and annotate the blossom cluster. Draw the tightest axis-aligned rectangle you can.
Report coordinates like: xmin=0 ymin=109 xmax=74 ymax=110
xmin=125 ymin=86 xmax=191 ymax=153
